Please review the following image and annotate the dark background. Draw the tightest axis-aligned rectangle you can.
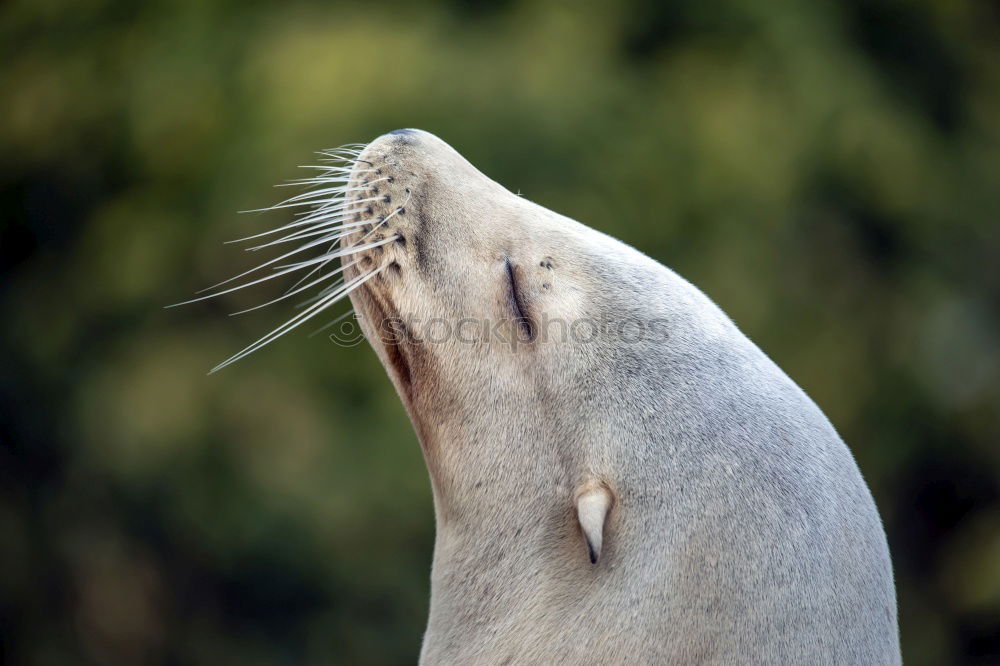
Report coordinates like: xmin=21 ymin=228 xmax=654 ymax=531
xmin=2 ymin=0 xmax=998 ymax=664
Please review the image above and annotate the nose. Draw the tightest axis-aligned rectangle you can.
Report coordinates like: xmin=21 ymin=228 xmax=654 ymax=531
xmin=357 ymin=130 xmax=429 ymax=166
xmin=376 ymin=128 xmax=430 ymax=148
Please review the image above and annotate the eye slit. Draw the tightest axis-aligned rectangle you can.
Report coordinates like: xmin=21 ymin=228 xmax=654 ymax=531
xmin=505 ymin=258 xmax=534 ymax=339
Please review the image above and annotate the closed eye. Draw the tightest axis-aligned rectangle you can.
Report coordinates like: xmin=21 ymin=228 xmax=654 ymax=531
xmin=505 ymin=257 xmax=534 ymax=339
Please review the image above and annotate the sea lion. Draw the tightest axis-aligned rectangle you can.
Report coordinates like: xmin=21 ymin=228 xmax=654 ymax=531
xmin=195 ymin=129 xmax=901 ymax=664
xmin=339 ymin=129 xmax=900 ymax=664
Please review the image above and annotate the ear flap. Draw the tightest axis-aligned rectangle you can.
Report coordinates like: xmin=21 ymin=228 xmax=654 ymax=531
xmin=575 ymin=483 xmax=613 ymax=564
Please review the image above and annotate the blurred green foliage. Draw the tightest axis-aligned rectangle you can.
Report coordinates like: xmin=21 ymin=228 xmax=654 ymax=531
xmin=1 ymin=0 xmax=998 ymax=664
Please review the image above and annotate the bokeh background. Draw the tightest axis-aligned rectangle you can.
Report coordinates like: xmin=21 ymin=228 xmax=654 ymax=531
xmin=2 ymin=0 xmax=999 ymax=663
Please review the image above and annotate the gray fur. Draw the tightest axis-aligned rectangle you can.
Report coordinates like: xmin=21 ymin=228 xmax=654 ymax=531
xmin=345 ymin=129 xmax=900 ymax=665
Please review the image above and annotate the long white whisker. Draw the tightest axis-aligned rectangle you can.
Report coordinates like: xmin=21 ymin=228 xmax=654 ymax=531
xmin=296 ymin=271 xmax=351 ymax=307
xmin=277 ymin=176 xmax=354 ymax=187
xmin=247 ymin=219 xmax=372 ymax=251
xmin=292 ymin=252 xmax=345 ymax=304
xmin=266 ymin=184 xmax=387 ymax=213
xmin=273 ymin=184 xmax=361 ymax=203
xmin=282 ymin=221 xmax=348 ymax=290
xmin=319 ymin=146 xmax=365 ymax=155
xmin=297 ymin=165 xmax=374 ymax=172
xmin=178 ymin=142 xmax=400 ymax=369
xmin=276 ymin=179 xmax=348 ymax=188
xmin=167 ymin=248 xmax=347 ymax=307
xmin=307 ymin=308 xmax=357 ymax=337
xmin=240 ymin=195 xmax=382 ymax=214
xmin=283 ymin=195 xmax=408 ymax=296
xmin=209 ymin=265 xmax=385 ymax=374
xmin=228 ymin=260 xmax=359 ymax=315
xmin=317 ymin=153 xmax=363 ymax=163
xmin=317 ymin=152 xmax=362 ymax=160
xmin=225 ymin=209 xmax=359 ymax=244
xmin=272 ymin=235 xmax=399 ymax=271
xmin=280 ymin=224 xmax=363 ymax=294
xmin=277 ymin=176 xmax=387 ymax=189
xmin=195 ymin=226 xmax=365 ymax=293
xmin=317 ymin=145 xmax=366 ymax=157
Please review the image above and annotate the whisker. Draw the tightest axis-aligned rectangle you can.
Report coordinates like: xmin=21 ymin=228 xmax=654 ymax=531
xmin=225 ymin=209 xmax=359 ymax=244
xmin=312 ymin=175 xmax=385 ymax=187
xmin=317 ymin=152 xmax=364 ymax=163
xmin=276 ymin=176 xmax=387 ymax=189
xmin=296 ymin=275 xmax=349 ymax=308
xmin=280 ymin=223 xmax=364 ymax=294
xmin=308 ymin=308 xmax=357 ymax=337
xmin=168 ymin=250 xmax=341 ymax=307
xmin=272 ymin=235 xmax=399 ymax=271
xmin=297 ymin=165 xmax=374 ymax=172
xmin=209 ymin=265 xmax=385 ymax=374
xmin=227 ymin=259 xmax=359 ymax=315
xmin=246 ymin=219 xmax=372 ymax=251
xmin=277 ymin=194 xmax=406 ymax=298
xmin=195 ymin=227 xmax=360 ymax=293
xmin=179 ymin=141 xmax=405 ymax=369
xmin=282 ymin=239 xmax=343 ymax=294
xmin=273 ymin=184 xmax=360 ymax=202
xmin=239 ymin=194 xmax=383 ymax=214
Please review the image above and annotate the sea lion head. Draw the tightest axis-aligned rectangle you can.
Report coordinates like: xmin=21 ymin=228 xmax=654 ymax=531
xmin=341 ymin=129 xmax=680 ymax=525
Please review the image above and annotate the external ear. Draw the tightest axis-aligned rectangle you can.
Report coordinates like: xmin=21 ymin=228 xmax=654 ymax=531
xmin=575 ymin=482 xmax=613 ymax=564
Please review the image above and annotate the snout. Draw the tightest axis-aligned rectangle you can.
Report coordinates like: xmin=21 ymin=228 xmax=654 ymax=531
xmin=344 ymin=129 xmax=503 ymax=276
xmin=340 ymin=131 xmax=431 ymax=274
xmin=344 ymin=128 xmax=446 ymax=243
